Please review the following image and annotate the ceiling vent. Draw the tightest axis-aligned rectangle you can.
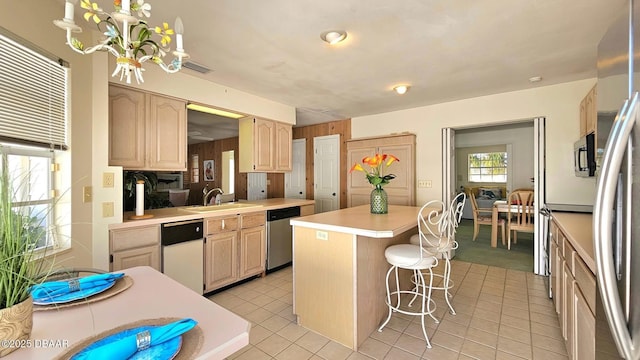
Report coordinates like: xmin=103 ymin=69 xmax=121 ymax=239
xmin=182 ymin=61 xmax=212 ymax=74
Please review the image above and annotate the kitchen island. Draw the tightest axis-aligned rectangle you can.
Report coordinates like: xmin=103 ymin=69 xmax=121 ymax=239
xmin=290 ymin=204 xmax=426 ymax=350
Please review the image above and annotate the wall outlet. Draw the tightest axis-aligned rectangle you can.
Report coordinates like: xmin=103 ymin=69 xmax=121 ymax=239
xmin=316 ymin=230 xmax=328 ymax=241
xmin=103 ymin=172 xmax=115 ymax=188
xmin=102 ymin=202 xmax=114 ymax=218
xmin=418 ymin=180 xmax=432 ymax=188
xmin=83 ymin=186 xmax=92 ymax=203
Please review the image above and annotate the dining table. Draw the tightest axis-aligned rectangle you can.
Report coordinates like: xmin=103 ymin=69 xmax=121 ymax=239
xmin=4 ymin=266 xmax=250 ymax=359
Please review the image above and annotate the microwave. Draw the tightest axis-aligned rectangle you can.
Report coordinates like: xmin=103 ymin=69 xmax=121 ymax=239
xmin=574 ymin=132 xmax=596 ymax=177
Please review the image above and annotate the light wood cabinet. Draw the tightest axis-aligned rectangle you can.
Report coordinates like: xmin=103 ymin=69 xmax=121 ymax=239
xmin=204 ymin=231 xmax=238 ymax=291
xmin=346 ymin=134 xmax=416 ymax=207
xmin=109 ymin=225 xmax=161 ymax=272
xmin=203 ymin=211 xmax=266 ymax=291
xmin=579 ymin=85 xmax=597 ymax=137
xmin=109 ymin=85 xmax=187 ymax=171
xmin=204 ymin=215 xmax=239 ymax=292
xmin=550 ymin=218 xmax=596 ymax=360
xmin=239 ymin=116 xmax=292 ymax=172
xmin=239 ymin=212 xmax=266 ymax=279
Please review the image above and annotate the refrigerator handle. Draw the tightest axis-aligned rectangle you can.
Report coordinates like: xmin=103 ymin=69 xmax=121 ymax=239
xmin=594 ymin=94 xmax=637 ymax=360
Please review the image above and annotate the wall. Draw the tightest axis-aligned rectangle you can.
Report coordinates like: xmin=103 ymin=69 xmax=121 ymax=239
xmin=352 ymin=79 xmax=597 ymax=206
xmin=456 ymin=123 xmax=535 ymax=191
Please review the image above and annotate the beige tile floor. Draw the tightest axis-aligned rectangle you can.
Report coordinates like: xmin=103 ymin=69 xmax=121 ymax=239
xmin=209 ymin=260 xmax=569 ymax=360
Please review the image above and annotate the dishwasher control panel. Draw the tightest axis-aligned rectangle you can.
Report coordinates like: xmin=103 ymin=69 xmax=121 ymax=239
xmin=161 ymin=219 xmax=203 ymax=246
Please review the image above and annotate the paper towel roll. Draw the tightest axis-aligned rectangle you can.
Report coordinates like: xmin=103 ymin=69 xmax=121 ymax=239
xmin=135 ymin=180 xmax=144 ymax=216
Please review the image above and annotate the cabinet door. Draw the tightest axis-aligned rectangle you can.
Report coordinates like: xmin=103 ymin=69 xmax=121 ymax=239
xmin=579 ymin=97 xmax=587 ymax=137
xmin=204 ymin=232 xmax=238 ymax=291
xmin=573 ymin=286 xmax=595 ymax=360
xmin=586 ymin=86 xmax=597 ymax=135
xmin=253 ymin=118 xmax=275 ymax=171
xmin=239 ymin=226 xmax=265 ymax=278
xmin=379 ymin=143 xmax=414 ymax=205
xmin=275 ymin=122 xmax=292 ymax=171
xmin=147 ymin=95 xmax=187 ymax=170
xmin=562 ymin=260 xmax=574 ymax=359
xmin=111 ymin=245 xmax=160 ymax=272
xmin=109 ymin=86 xmax=146 ymax=168
xmin=554 ymin=238 xmax=563 ymax=315
xmin=347 ymin=147 xmax=376 ymax=207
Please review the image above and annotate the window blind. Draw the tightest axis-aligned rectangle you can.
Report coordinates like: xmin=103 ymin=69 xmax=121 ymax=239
xmin=0 ymin=28 xmax=68 ymax=150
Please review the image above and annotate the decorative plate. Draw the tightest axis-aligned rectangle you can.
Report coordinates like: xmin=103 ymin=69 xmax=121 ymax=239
xmin=71 ymin=325 xmax=182 ymax=360
xmin=33 ymin=281 xmax=116 ymax=305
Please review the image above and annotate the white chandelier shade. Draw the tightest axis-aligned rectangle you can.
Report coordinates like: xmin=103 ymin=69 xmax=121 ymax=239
xmin=54 ymin=0 xmax=189 ymax=84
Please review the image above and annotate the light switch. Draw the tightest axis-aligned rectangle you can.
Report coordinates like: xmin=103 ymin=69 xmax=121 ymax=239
xmin=102 ymin=202 xmax=114 ymax=218
xmin=83 ymin=186 xmax=92 ymax=203
xmin=103 ymin=172 xmax=114 ymax=188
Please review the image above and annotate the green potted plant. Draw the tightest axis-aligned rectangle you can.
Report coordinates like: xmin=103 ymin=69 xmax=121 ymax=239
xmin=0 ymin=153 xmax=50 ymax=356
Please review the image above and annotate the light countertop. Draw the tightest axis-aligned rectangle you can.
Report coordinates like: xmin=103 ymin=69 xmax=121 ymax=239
xmin=5 ymin=266 xmax=249 ymax=359
xmin=552 ymin=212 xmax=594 ymax=274
xmin=290 ymin=205 xmax=428 ymax=238
xmin=110 ymin=198 xmax=315 ymax=230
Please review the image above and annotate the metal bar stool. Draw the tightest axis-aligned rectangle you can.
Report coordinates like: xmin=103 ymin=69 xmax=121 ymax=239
xmin=378 ymin=201 xmax=442 ymax=348
xmin=408 ymin=192 xmax=465 ymax=315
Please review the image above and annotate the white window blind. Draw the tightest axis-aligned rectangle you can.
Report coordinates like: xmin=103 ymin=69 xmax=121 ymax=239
xmin=0 ymin=28 xmax=68 ymax=149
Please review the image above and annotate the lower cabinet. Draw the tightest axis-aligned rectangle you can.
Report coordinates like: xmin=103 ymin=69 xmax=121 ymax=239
xmin=550 ymin=219 xmax=596 ymax=360
xmin=110 ymin=225 xmax=161 ymax=272
xmin=204 ymin=231 xmax=238 ymax=291
xmin=204 ymin=211 xmax=266 ymax=292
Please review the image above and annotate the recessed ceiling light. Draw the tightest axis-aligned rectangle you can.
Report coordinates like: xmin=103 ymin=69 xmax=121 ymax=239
xmin=529 ymin=76 xmax=542 ymax=83
xmin=321 ymin=30 xmax=347 ymax=45
xmin=393 ymin=85 xmax=410 ymax=95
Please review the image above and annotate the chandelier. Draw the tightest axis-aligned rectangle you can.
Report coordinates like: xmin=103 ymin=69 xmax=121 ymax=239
xmin=54 ymin=0 xmax=189 ymax=84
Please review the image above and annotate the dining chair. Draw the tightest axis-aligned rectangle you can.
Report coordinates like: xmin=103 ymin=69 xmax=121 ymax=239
xmin=468 ymin=191 xmax=505 ymax=244
xmin=506 ymin=189 xmax=535 ymax=250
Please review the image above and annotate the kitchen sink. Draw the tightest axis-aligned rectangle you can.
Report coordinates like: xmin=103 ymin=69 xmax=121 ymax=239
xmin=179 ymin=203 xmax=263 ymax=213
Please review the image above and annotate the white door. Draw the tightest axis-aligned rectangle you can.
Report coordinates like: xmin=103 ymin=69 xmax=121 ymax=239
xmin=314 ymin=135 xmax=340 ymax=213
xmin=247 ymin=172 xmax=267 ymax=200
xmin=533 ymin=117 xmax=547 ymax=275
xmin=285 ymin=139 xmax=306 ymax=199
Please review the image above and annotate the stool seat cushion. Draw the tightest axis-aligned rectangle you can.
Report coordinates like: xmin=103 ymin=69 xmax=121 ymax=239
xmin=384 ymin=244 xmax=437 ymax=270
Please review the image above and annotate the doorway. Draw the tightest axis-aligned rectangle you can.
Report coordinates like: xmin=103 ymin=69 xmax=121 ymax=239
xmin=443 ymin=118 xmax=546 ymax=274
xmin=285 ymin=139 xmax=306 ymax=199
xmin=313 ymin=134 xmax=340 ymax=213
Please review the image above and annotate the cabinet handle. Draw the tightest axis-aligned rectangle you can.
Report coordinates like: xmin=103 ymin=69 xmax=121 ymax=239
xmin=222 ymin=219 xmax=225 ymax=230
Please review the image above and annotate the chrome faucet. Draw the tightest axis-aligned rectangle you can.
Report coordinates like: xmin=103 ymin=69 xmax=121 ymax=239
xmin=203 ymin=185 xmax=224 ymax=205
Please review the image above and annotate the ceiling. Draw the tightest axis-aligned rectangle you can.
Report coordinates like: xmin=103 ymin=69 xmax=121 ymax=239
xmin=95 ymin=1 xmax=628 ymax=140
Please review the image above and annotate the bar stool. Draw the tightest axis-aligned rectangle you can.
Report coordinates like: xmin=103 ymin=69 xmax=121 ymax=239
xmin=378 ymin=201 xmax=442 ymax=348
xmin=408 ymin=192 xmax=465 ymax=315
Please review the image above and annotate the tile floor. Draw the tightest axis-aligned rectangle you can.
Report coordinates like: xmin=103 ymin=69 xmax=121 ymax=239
xmin=208 ymin=260 xmax=569 ymax=360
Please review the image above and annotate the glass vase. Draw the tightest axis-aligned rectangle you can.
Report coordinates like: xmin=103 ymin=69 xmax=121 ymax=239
xmin=370 ymin=185 xmax=388 ymax=214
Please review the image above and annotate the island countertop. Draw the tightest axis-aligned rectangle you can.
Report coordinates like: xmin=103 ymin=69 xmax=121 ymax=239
xmin=110 ymin=198 xmax=315 ymax=230
xmin=290 ymin=204 xmax=424 ymax=238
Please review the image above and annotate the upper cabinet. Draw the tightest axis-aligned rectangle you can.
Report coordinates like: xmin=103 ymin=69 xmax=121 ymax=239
xmin=580 ymin=85 xmax=597 ymax=137
xmin=109 ymin=85 xmax=187 ymax=171
xmin=239 ymin=116 xmax=292 ymax=172
xmin=346 ymin=134 xmax=416 ymax=207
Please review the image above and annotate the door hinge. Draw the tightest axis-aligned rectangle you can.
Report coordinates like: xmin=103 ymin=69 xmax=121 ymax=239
xmin=109 ymin=254 xmax=113 ymax=263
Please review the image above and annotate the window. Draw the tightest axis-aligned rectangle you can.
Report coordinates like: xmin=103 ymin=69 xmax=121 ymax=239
xmin=1 ymin=146 xmax=55 ymax=249
xmin=468 ymin=152 xmax=507 ymax=183
xmin=0 ymin=28 xmax=69 ymax=250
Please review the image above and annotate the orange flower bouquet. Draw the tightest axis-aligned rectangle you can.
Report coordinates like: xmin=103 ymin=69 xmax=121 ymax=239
xmin=349 ymin=153 xmax=399 ymax=188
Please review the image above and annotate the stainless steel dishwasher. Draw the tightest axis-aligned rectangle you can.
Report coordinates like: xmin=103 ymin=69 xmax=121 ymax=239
xmin=161 ymin=219 xmax=204 ymax=294
xmin=266 ymin=206 xmax=300 ymax=271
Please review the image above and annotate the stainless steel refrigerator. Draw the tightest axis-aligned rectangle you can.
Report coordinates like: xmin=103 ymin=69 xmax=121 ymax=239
xmin=595 ymin=0 xmax=640 ymax=358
